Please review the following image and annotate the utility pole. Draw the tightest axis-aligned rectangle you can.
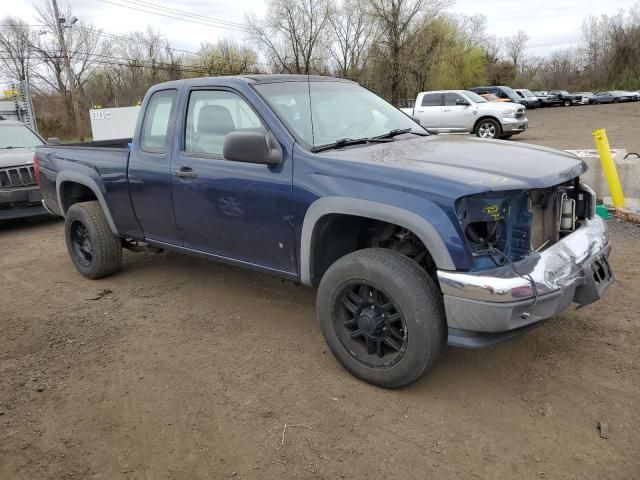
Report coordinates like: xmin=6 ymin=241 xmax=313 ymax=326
xmin=51 ymin=0 xmax=82 ymax=135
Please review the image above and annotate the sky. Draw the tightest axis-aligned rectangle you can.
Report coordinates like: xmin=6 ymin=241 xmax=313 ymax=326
xmin=3 ymin=0 xmax=639 ymax=62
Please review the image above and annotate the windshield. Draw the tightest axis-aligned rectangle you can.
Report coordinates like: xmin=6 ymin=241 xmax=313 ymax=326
xmin=0 ymin=124 xmax=44 ymax=149
xmin=500 ymin=86 xmax=520 ymax=100
xmin=462 ymin=90 xmax=487 ymax=103
xmin=521 ymin=89 xmax=535 ymax=97
xmin=254 ymin=81 xmax=426 ymax=149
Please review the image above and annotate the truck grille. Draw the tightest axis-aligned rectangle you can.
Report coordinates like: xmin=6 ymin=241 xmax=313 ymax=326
xmin=0 ymin=165 xmax=37 ymax=188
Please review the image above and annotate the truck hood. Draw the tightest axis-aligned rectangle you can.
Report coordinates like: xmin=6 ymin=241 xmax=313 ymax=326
xmin=0 ymin=147 xmax=35 ymax=168
xmin=322 ymin=135 xmax=586 ymax=197
xmin=475 ymin=102 xmax=522 ymax=112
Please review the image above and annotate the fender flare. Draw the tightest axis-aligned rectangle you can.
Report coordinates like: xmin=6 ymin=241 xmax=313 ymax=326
xmin=56 ymin=171 xmax=119 ymax=235
xmin=299 ymin=197 xmax=455 ymax=286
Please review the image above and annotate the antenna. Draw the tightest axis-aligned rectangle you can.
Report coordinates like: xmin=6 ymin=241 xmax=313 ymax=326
xmin=307 ymin=71 xmax=315 ymax=147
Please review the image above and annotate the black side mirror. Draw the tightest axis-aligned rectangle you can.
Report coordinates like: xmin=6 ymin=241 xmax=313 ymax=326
xmin=411 ymin=115 xmax=422 ymax=124
xmin=47 ymin=137 xmax=61 ymax=145
xmin=223 ymin=131 xmax=282 ymax=166
xmin=455 ymin=98 xmax=470 ymax=106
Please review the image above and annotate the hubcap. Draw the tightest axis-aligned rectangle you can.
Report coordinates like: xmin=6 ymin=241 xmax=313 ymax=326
xmin=70 ymin=220 xmax=93 ymax=267
xmin=478 ymin=122 xmax=496 ymax=138
xmin=333 ymin=281 xmax=407 ymax=368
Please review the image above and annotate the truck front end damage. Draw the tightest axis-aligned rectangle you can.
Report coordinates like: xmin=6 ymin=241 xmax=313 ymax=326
xmin=439 ymin=180 xmax=613 ymax=348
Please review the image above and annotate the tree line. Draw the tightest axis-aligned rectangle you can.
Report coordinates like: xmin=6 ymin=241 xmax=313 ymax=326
xmin=1 ymin=0 xmax=639 ymax=138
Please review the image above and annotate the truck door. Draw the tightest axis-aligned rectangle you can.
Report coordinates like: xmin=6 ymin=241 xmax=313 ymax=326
xmin=413 ymin=93 xmax=442 ymax=128
xmin=170 ymin=88 xmax=296 ymax=274
xmin=128 ymin=88 xmax=181 ymax=244
xmin=442 ymin=92 xmax=473 ymax=130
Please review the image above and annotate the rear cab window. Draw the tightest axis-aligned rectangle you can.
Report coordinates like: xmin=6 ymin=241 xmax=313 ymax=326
xmin=140 ymin=89 xmax=177 ymax=153
xmin=421 ymin=93 xmax=443 ymax=107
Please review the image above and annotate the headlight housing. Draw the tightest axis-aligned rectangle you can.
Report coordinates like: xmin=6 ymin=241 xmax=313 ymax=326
xmin=501 ymin=110 xmax=516 ymax=118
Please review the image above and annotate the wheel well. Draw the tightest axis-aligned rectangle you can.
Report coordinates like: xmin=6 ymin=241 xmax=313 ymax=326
xmin=59 ymin=181 xmax=98 ymax=214
xmin=309 ymin=214 xmax=438 ymax=287
xmin=473 ymin=115 xmax=500 ymax=133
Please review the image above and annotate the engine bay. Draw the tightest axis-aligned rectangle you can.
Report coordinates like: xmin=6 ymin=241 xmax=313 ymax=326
xmin=456 ymin=179 xmax=595 ymax=270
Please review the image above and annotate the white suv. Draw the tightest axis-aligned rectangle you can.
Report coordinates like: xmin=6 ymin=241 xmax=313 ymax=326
xmin=401 ymin=90 xmax=528 ymax=139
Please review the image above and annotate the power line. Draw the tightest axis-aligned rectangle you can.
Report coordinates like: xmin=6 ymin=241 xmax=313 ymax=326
xmin=118 ymin=0 xmax=245 ymax=29
xmin=95 ymin=0 xmax=247 ymax=32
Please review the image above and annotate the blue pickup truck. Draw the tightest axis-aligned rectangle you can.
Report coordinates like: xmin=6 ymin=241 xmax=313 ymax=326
xmin=35 ymin=75 xmax=613 ymax=388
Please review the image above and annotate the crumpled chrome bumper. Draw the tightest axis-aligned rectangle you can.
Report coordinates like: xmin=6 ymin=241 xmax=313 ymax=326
xmin=438 ymin=216 xmax=613 ymax=334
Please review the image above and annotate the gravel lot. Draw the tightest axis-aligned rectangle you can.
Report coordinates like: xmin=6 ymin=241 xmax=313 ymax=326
xmin=1 ymin=104 xmax=639 ymax=479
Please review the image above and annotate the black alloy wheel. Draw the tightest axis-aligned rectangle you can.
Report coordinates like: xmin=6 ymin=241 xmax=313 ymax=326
xmin=333 ymin=280 xmax=407 ymax=368
xmin=69 ymin=220 xmax=93 ymax=267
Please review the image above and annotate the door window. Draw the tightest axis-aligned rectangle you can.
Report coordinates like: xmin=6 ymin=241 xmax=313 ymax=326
xmin=140 ymin=89 xmax=177 ymax=153
xmin=444 ymin=93 xmax=465 ymax=106
xmin=184 ymin=90 xmax=266 ymax=156
xmin=421 ymin=93 xmax=442 ymax=107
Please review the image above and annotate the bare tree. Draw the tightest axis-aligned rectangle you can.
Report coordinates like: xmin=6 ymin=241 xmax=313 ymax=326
xmin=246 ymin=0 xmax=333 ymax=74
xmin=193 ymin=38 xmax=259 ymax=76
xmin=503 ymin=30 xmax=529 ymax=69
xmin=367 ymin=0 xmax=450 ymax=104
xmin=31 ymin=2 xmax=108 ymax=131
xmin=0 ymin=17 xmax=37 ymax=82
xmin=328 ymin=0 xmax=375 ymax=80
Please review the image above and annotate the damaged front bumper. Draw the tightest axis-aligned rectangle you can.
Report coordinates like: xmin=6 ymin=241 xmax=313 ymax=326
xmin=438 ymin=216 xmax=613 ymax=348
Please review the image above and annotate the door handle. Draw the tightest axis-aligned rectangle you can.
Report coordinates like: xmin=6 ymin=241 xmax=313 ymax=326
xmin=443 ymin=109 xmax=452 ymax=112
xmin=174 ymin=166 xmax=198 ymax=179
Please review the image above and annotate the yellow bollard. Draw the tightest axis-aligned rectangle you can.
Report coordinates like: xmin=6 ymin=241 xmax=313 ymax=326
xmin=592 ymin=128 xmax=625 ymax=208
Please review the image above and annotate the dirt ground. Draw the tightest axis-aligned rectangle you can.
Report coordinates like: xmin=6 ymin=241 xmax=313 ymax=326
xmin=512 ymin=102 xmax=640 ymax=153
xmin=1 ymin=105 xmax=640 ymax=479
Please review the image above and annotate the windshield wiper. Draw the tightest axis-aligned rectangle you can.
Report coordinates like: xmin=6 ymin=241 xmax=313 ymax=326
xmin=372 ymin=128 xmax=430 ymax=140
xmin=311 ymin=137 xmax=392 ymax=153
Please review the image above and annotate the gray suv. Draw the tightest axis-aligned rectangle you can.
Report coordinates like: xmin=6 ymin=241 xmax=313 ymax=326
xmin=0 ymin=120 xmax=48 ymax=220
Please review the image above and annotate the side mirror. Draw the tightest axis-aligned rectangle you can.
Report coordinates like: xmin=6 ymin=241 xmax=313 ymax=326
xmin=455 ymin=98 xmax=470 ymax=106
xmin=411 ymin=115 xmax=422 ymax=124
xmin=223 ymin=130 xmax=282 ymax=166
xmin=47 ymin=137 xmax=61 ymax=145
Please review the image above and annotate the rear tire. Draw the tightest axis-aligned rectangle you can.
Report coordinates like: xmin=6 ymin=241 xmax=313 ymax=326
xmin=316 ymin=248 xmax=446 ymax=388
xmin=64 ymin=201 xmax=122 ymax=279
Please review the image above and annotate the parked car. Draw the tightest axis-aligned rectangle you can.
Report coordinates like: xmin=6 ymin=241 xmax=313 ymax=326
xmin=573 ymin=92 xmax=598 ymax=104
xmin=35 ymin=75 xmax=613 ymax=388
xmin=531 ymin=91 xmax=552 ymax=106
xmin=0 ymin=120 xmax=49 ymax=220
xmin=468 ymin=86 xmax=525 ymax=105
xmin=621 ymin=91 xmax=639 ymax=101
xmin=514 ymin=89 xmax=541 ymax=108
xmin=594 ymin=91 xmax=630 ymax=103
xmin=401 ymin=90 xmax=527 ymax=139
xmin=548 ymin=90 xmax=583 ymax=107
xmin=479 ymin=93 xmax=510 ymax=103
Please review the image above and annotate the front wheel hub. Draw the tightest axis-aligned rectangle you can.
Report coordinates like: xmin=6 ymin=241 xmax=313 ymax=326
xmin=333 ymin=281 xmax=408 ymax=368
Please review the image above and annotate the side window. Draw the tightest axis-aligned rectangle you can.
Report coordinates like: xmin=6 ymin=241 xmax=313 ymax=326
xmin=444 ymin=93 xmax=464 ymax=106
xmin=184 ymin=90 xmax=266 ymax=156
xmin=141 ymin=89 xmax=177 ymax=153
xmin=421 ymin=93 xmax=442 ymax=107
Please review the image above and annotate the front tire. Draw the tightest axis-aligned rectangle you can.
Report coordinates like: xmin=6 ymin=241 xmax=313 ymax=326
xmin=316 ymin=248 xmax=446 ymax=388
xmin=563 ymin=99 xmax=571 ymax=107
xmin=475 ymin=118 xmax=501 ymax=139
xmin=613 ymin=97 xmax=620 ymax=103
xmin=64 ymin=201 xmax=122 ymax=279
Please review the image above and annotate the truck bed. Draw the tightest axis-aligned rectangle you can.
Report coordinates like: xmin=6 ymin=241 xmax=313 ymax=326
xmin=35 ymin=139 xmax=142 ymax=239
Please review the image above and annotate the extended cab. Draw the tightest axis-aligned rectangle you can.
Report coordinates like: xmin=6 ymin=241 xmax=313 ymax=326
xmin=35 ymin=75 xmax=613 ymax=388
xmin=401 ymin=90 xmax=528 ymax=139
